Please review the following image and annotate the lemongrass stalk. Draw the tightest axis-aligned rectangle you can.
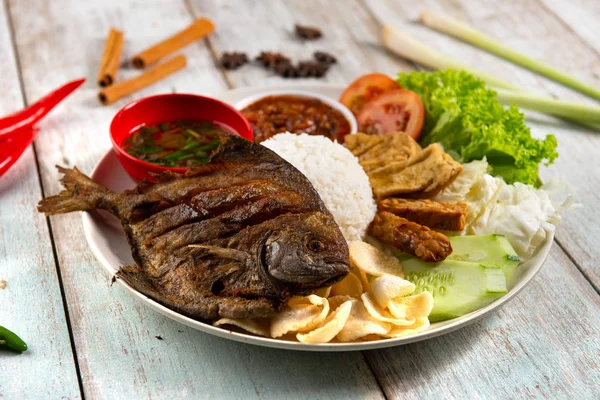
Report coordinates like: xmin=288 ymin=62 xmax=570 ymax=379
xmin=494 ymin=90 xmax=600 ymax=131
xmin=575 ymin=120 xmax=600 ymax=131
xmin=420 ymin=10 xmax=600 ymax=101
xmin=381 ymin=24 xmax=518 ymax=90
xmin=578 ymin=120 xmax=600 ymax=131
xmin=494 ymin=88 xmax=600 ymax=130
xmin=495 ymin=88 xmax=600 ymax=121
xmin=381 ymin=24 xmax=600 ymax=131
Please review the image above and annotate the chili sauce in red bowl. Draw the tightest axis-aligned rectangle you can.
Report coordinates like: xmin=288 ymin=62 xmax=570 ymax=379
xmin=110 ymin=93 xmax=253 ymax=181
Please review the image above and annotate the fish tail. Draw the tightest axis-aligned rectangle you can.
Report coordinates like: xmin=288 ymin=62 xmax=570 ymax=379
xmin=37 ymin=166 xmax=113 ymax=215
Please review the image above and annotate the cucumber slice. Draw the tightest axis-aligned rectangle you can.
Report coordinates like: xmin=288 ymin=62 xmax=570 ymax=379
xmin=447 ymin=234 xmax=520 ymax=286
xmin=403 ymin=259 xmax=508 ymax=322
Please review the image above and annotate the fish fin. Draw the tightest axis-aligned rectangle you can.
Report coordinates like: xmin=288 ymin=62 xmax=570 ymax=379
xmin=37 ymin=166 xmax=114 ymax=215
xmin=188 ymin=245 xmax=249 ymax=261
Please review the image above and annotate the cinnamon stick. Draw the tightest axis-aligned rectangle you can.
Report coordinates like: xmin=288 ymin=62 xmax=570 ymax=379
xmin=98 ymin=55 xmax=187 ymax=105
xmin=97 ymin=27 xmax=124 ymax=87
xmin=131 ymin=18 xmax=214 ymax=69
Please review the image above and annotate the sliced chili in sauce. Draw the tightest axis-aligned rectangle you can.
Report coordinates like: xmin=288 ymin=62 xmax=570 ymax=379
xmin=241 ymin=95 xmax=351 ymax=143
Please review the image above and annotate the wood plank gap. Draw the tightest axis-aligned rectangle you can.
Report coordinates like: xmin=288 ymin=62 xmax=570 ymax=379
xmin=554 ymin=237 xmax=600 ymax=295
xmin=204 ymin=36 xmax=235 ymax=89
xmin=4 ymin=0 xmax=85 ymax=397
xmin=33 ymin=143 xmax=86 ymax=400
xmin=361 ymin=352 xmax=390 ymax=400
xmin=182 ymin=0 xmax=235 ymax=89
xmin=534 ymin=0 xmax=600 ymax=59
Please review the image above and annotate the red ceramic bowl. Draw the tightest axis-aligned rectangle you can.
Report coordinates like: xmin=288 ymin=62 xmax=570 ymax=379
xmin=110 ymin=93 xmax=253 ymax=182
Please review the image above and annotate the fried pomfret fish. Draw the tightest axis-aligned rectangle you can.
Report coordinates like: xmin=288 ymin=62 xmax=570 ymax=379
xmin=38 ymin=133 xmax=350 ymax=320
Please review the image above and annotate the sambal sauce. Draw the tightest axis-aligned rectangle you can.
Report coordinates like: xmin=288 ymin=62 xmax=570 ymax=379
xmin=241 ymin=95 xmax=352 ymax=142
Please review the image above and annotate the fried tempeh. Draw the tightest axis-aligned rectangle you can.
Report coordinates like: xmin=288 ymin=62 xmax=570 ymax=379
xmin=378 ymin=198 xmax=467 ymax=231
xmin=344 ymin=132 xmax=421 ymax=173
xmin=368 ymin=143 xmax=463 ymax=199
xmin=368 ymin=211 xmax=452 ymax=262
xmin=345 ymin=133 xmax=463 ymax=200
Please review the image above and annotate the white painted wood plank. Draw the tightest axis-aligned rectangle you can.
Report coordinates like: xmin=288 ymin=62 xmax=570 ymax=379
xmin=0 ymin=1 xmax=80 ymax=399
xmin=538 ymin=0 xmax=600 ymax=64
xmin=366 ymin=0 xmax=600 ymax=290
xmin=9 ymin=0 xmax=385 ymax=398
xmin=534 ymin=0 xmax=600 ymax=288
xmin=191 ymin=0 xmax=416 ymax=89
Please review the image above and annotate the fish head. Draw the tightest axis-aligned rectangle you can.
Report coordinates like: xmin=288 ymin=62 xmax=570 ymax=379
xmin=262 ymin=212 xmax=350 ymax=292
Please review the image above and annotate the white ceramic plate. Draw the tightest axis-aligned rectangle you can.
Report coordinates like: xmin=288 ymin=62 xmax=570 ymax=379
xmin=82 ymin=83 xmax=554 ymax=351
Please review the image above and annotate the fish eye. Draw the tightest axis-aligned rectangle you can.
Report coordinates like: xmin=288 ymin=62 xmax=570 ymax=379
xmin=307 ymin=238 xmax=327 ymax=252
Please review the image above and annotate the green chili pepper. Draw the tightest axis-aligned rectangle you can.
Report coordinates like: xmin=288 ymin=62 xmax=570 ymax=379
xmin=0 ymin=325 xmax=28 ymax=352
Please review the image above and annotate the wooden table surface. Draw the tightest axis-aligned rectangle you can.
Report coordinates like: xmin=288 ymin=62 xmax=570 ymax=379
xmin=1 ymin=0 xmax=599 ymax=398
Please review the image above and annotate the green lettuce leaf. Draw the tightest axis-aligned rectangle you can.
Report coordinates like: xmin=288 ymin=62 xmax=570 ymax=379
xmin=397 ymin=70 xmax=558 ymax=186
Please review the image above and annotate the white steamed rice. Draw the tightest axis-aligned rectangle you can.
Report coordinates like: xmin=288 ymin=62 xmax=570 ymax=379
xmin=262 ymin=133 xmax=376 ymax=241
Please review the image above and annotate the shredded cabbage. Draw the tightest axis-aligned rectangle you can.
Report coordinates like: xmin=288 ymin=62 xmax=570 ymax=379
xmin=436 ymin=159 xmax=573 ymax=260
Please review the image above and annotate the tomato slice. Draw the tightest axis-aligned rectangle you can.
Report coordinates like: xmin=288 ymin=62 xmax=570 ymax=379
xmin=339 ymin=73 xmax=400 ymax=116
xmin=357 ymin=89 xmax=425 ymax=140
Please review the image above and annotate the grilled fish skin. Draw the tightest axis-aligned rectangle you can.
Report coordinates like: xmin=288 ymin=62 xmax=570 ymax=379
xmin=38 ymin=133 xmax=350 ymax=320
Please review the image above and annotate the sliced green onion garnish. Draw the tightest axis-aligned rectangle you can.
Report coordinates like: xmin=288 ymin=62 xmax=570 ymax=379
xmin=177 ymin=153 xmax=196 ymax=161
xmin=131 ymin=132 xmax=140 ymax=144
xmin=182 ymin=141 xmax=203 ymax=151
xmin=163 ymin=151 xmax=187 ymax=161
xmin=196 ymin=155 xmax=210 ymax=164
xmin=185 ymin=129 xmax=200 ymax=138
xmin=137 ymin=145 xmax=163 ymax=154
xmin=195 ymin=141 xmax=220 ymax=152
xmin=124 ymin=121 xmax=226 ymax=167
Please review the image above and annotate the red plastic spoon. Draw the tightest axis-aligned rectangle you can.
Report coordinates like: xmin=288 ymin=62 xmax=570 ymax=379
xmin=0 ymin=78 xmax=85 ymax=140
xmin=0 ymin=78 xmax=85 ymax=178
xmin=0 ymin=128 xmax=35 ymax=177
